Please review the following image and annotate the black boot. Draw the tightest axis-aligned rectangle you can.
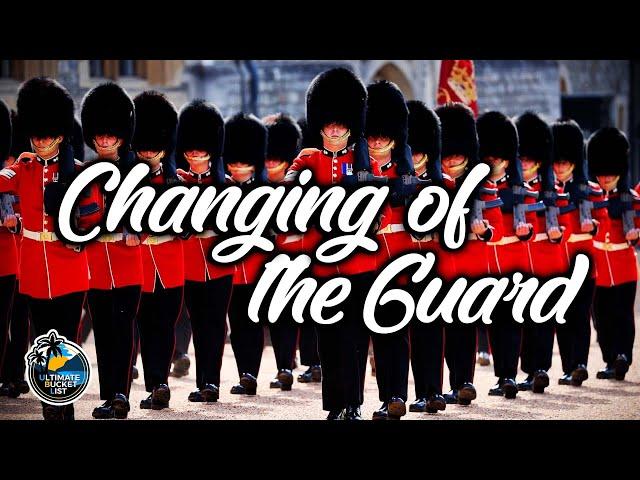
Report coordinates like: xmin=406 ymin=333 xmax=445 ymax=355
xmin=372 ymin=402 xmax=389 ymax=420
xmin=344 ymin=405 xmax=363 ymax=420
xmin=409 ymin=398 xmax=426 ymax=413
xmin=558 ymin=373 xmax=573 ymax=385
xmin=489 ymin=378 xmax=505 ymax=396
xmin=387 ymin=397 xmax=406 ymax=419
xmin=458 ymin=383 xmax=477 ymax=405
xmin=92 ymin=400 xmax=114 ymax=419
xmin=326 ymin=409 xmax=343 ymax=420
xmin=277 ymin=369 xmax=294 ymax=391
xmin=532 ymin=370 xmax=550 ymax=393
xmin=614 ymin=354 xmax=629 ymax=381
xmin=150 ymin=384 xmax=171 ymax=410
xmin=596 ymin=366 xmax=616 ymax=379
xmin=517 ymin=375 xmax=534 ymax=391
xmin=443 ymin=390 xmax=458 ymax=404
xmin=502 ymin=378 xmax=518 ymax=399
xmin=571 ymin=364 xmax=589 ymax=386
xmin=170 ymin=353 xmax=190 ymax=378
xmin=425 ymin=394 xmax=447 ymax=414
xmin=239 ymin=373 xmax=257 ymax=395
xmin=112 ymin=393 xmax=130 ymax=419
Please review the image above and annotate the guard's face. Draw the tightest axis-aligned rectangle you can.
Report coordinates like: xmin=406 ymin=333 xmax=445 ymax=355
xmin=227 ymin=162 xmax=255 ymax=181
xmin=486 ymin=156 xmax=508 ymax=176
xmin=184 ymin=150 xmax=210 ymax=168
xmin=367 ymin=136 xmax=392 ymax=150
xmin=138 ymin=150 xmax=161 ymax=160
xmin=95 ymin=134 xmax=119 ymax=148
xmin=442 ymin=155 xmax=465 ymax=169
xmin=553 ymin=160 xmax=574 ymax=179
xmin=520 ymin=157 xmax=540 ymax=180
xmin=31 ymin=136 xmax=59 ymax=149
xmin=265 ymin=158 xmax=284 ymax=169
xmin=322 ymin=123 xmax=348 ymax=139
xmin=596 ymin=175 xmax=620 ymax=191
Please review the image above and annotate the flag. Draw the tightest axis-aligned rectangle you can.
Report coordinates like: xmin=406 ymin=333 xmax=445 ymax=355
xmin=437 ymin=60 xmax=478 ymax=117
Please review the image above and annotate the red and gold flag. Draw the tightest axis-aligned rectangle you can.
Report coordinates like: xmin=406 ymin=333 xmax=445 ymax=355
xmin=437 ymin=60 xmax=478 ymax=117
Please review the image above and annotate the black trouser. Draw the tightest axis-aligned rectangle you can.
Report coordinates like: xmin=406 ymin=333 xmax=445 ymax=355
xmin=520 ymin=323 xmax=555 ymax=375
xmin=410 ymin=320 xmax=444 ymax=398
xmin=137 ymin=277 xmax=183 ymax=392
xmin=229 ymin=284 xmax=264 ymax=379
xmin=489 ymin=300 xmax=522 ymax=380
xmin=88 ymin=286 xmax=141 ymax=400
xmin=0 ymin=275 xmax=16 ymax=379
xmin=556 ymin=277 xmax=595 ymax=374
xmin=28 ymin=291 xmax=86 ymax=343
xmin=316 ymin=272 xmax=372 ymax=412
xmin=477 ymin=325 xmax=490 ymax=353
xmin=173 ymin=304 xmax=192 ymax=358
xmin=1 ymin=289 xmax=30 ymax=383
xmin=592 ymin=281 xmax=636 ymax=367
xmin=445 ymin=323 xmax=477 ymax=390
xmin=299 ymin=321 xmax=320 ymax=367
xmin=184 ymin=276 xmax=233 ymax=389
xmin=371 ymin=279 xmax=409 ymax=402
xmin=269 ymin=314 xmax=298 ymax=371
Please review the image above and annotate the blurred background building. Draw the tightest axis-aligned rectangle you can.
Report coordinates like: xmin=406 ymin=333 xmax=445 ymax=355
xmin=1 ymin=59 xmax=638 ymax=181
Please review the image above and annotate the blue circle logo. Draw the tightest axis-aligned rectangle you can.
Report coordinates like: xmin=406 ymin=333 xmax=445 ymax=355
xmin=24 ymin=330 xmax=92 ymax=405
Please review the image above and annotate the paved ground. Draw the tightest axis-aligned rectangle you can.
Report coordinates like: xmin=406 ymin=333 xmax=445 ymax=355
xmin=2 ymin=292 xmax=639 ymax=421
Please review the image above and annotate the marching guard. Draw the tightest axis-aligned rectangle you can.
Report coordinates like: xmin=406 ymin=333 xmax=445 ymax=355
xmin=588 ymin=127 xmax=640 ymax=381
xmin=0 ymin=78 xmax=92 ymax=420
xmin=132 ymin=91 xmax=185 ymax=411
xmin=284 ymin=67 xmax=385 ymax=420
xmin=552 ymin=120 xmax=605 ymax=386
xmin=225 ymin=112 xmax=269 ymax=396
xmin=79 ymin=82 xmax=143 ymax=419
xmin=176 ymin=99 xmax=234 ymax=402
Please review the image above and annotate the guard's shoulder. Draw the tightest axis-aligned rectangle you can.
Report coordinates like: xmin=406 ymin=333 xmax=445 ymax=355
xmin=176 ymin=168 xmax=188 ymax=180
xmin=298 ymin=147 xmax=319 ymax=158
xmin=224 ymin=174 xmax=235 ymax=185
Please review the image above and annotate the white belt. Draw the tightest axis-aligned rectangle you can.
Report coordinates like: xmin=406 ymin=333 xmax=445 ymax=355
xmin=487 ymin=235 xmax=520 ymax=246
xmin=142 ymin=235 xmax=175 ymax=246
xmin=533 ymin=233 xmax=549 ymax=242
xmin=568 ymin=233 xmax=592 ymax=243
xmin=195 ymin=230 xmax=218 ymax=239
xmin=23 ymin=228 xmax=58 ymax=242
xmin=97 ymin=233 xmax=124 ymax=243
xmin=378 ymin=224 xmax=405 ymax=235
xmin=593 ymin=241 xmax=630 ymax=252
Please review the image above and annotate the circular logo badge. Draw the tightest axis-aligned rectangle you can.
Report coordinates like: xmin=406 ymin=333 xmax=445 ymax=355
xmin=24 ymin=329 xmax=92 ymax=405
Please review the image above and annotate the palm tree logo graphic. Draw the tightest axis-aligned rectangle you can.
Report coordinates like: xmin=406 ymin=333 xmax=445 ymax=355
xmin=24 ymin=329 xmax=92 ymax=405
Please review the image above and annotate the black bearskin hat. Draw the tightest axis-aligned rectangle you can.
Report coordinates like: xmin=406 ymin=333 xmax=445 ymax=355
xmin=0 ymin=100 xmax=11 ymax=162
xmin=266 ymin=113 xmax=301 ymax=164
xmin=365 ymin=80 xmax=408 ymax=145
xmin=552 ymin=119 xmax=587 ymax=183
xmin=514 ymin=111 xmax=552 ymax=165
xmin=224 ymin=112 xmax=267 ymax=181
xmin=477 ymin=111 xmax=519 ymax=163
xmin=587 ymin=127 xmax=630 ymax=178
xmin=515 ymin=111 xmax=554 ymax=192
xmin=81 ymin=82 xmax=135 ymax=153
xmin=435 ymin=102 xmax=478 ymax=164
xmin=176 ymin=99 xmax=225 ymax=174
xmin=17 ymin=77 xmax=75 ymax=140
xmin=407 ymin=100 xmax=442 ymax=182
xmin=132 ymin=91 xmax=177 ymax=154
xmin=306 ymin=67 xmax=367 ymax=141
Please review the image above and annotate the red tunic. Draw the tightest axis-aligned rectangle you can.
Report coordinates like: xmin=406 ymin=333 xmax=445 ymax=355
xmin=79 ymin=163 xmax=144 ymax=291
xmin=591 ymin=188 xmax=640 ymax=287
xmin=0 ymin=157 xmax=90 ymax=299
xmin=286 ymin=146 xmax=385 ymax=277
xmin=139 ymin=168 xmax=185 ymax=293
xmin=487 ymin=176 xmax=536 ymax=276
xmin=525 ymin=177 xmax=570 ymax=277
xmin=177 ymin=168 xmax=235 ymax=282
xmin=558 ymin=180 xmax=606 ymax=279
